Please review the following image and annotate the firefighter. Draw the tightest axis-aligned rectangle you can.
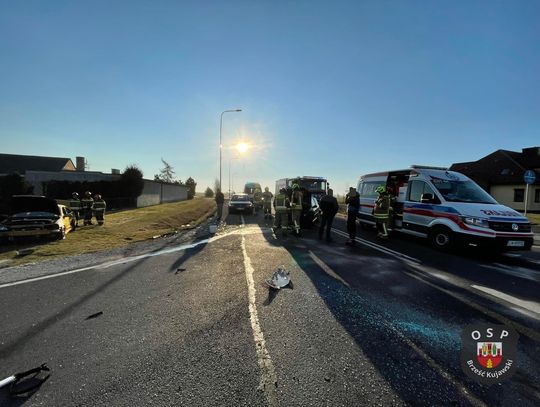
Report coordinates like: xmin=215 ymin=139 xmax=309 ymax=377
xmin=262 ymin=187 xmax=273 ymax=219
xmin=81 ymin=191 xmax=94 ymax=225
xmin=93 ymin=194 xmax=107 ymax=226
xmin=272 ymin=188 xmax=290 ymax=237
xmin=345 ymin=187 xmax=360 ymax=245
xmin=373 ymin=185 xmax=394 ymax=239
xmin=290 ymin=183 xmax=303 ymax=236
xmin=69 ymin=192 xmax=82 ymax=227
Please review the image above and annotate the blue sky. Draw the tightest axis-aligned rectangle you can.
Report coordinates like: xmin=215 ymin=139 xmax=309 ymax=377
xmin=1 ymin=0 xmax=539 ymax=194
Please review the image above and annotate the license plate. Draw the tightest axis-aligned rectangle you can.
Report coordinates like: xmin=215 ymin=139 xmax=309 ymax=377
xmin=507 ymin=240 xmax=525 ymax=247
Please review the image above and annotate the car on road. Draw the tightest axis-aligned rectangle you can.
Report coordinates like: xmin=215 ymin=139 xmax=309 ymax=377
xmin=228 ymin=193 xmax=254 ymax=215
xmin=358 ymin=166 xmax=534 ymax=251
xmin=244 ymin=182 xmax=263 ymax=211
xmin=0 ymin=195 xmax=76 ymax=241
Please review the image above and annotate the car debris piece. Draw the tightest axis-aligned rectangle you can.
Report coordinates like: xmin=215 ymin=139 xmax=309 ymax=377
xmin=0 ymin=363 xmax=50 ymax=395
xmin=85 ymin=311 xmax=103 ymax=320
xmin=175 ymin=268 xmax=186 ymax=274
xmin=265 ymin=267 xmax=291 ymax=289
xmin=15 ymin=248 xmax=35 ymax=257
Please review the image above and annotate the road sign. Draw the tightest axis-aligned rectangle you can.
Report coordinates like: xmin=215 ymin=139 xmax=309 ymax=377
xmin=524 ymin=170 xmax=536 ymax=185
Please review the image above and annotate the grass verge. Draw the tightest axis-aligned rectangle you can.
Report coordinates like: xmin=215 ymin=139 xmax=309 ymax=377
xmin=0 ymin=198 xmax=216 ymax=267
xmin=527 ymin=213 xmax=540 ymax=225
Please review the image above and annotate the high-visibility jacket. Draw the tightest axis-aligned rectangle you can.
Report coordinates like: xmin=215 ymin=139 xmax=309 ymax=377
xmin=93 ymin=199 xmax=106 ymax=212
xmin=291 ymin=190 xmax=303 ymax=211
xmin=262 ymin=191 xmax=273 ymax=203
xmin=273 ymin=193 xmax=290 ymax=212
xmin=373 ymin=194 xmax=393 ymax=219
xmin=69 ymin=199 xmax=81 ymax=211
xmin=81 ymin=197 xmax=94 ymax=210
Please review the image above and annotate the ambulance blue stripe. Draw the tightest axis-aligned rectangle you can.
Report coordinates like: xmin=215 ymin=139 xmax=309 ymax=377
xmin=404 ymin=203 xmax=460 ymax=214
xmin=488 ymin=217 xmax=529 ymax=222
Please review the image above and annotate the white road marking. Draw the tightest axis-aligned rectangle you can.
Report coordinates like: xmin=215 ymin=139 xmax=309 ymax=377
xmin=241 ymin=234 xmax=278 ymax=406
xmin=331 ymin=228 xmax=420 ymax=264
xmin=471 ymin=285 xmax=540 ymax=315
xmin=308 ymin=250 xmax=350 ymax=288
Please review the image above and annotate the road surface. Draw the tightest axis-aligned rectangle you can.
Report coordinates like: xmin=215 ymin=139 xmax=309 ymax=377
xmin=1 ymin=206 xmax=540 ymax=406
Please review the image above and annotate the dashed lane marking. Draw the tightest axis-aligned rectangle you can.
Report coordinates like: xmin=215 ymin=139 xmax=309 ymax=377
xmin=471 ymin=285 xmax=540 ymax=315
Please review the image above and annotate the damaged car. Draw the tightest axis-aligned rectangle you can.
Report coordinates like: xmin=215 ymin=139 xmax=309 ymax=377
xmin=0 ymin=195 xmax=75 ymax=241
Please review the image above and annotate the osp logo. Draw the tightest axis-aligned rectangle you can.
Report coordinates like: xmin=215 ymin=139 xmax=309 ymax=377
xmin=461 ymin=324 xmax=519 ymax=385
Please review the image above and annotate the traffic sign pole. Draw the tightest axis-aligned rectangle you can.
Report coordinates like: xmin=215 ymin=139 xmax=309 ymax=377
xmin=524 ymin=183 xmax=529 ymax=216
xmin=523 ymin=170 xmax=536 ymax=217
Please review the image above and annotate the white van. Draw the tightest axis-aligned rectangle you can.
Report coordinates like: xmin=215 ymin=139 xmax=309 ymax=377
xmin=357 ymin=166 xmax=534 ymax=251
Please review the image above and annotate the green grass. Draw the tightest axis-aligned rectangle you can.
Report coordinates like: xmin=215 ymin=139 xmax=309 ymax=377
xmin=527 ymin=213 xmax=540 ymax=225
xmin=0 ymin=198 xmax=216 ymax=266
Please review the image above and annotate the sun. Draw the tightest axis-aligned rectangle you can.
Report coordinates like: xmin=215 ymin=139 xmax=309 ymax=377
xmin=235 ymin=142 xmax=249 ymax=153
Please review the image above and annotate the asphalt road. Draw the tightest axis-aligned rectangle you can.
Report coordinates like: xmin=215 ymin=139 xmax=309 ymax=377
xmin=1 ymin=205 xmax=540 ymax=406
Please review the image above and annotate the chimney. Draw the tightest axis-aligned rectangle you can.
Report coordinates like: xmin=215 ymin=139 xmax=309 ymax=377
xmin=522 ymin=147 xmax=540 ymax=156
xmin=111 ymin=168 xmax=120 ymax=175
xmin=76 ymin=156 xmax=86 ymax=172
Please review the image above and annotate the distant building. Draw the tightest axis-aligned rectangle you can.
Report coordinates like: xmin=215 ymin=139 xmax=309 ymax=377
xmin=450 ymin=147 xmax=540 ymax=212
xmin=0 ymin=153 xmax=189 ymax=207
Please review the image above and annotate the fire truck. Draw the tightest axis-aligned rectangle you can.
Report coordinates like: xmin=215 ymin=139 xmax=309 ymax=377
xmin=274 ymin=176 xmax=328 ymax=227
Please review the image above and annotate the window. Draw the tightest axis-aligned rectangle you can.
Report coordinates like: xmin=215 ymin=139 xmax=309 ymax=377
xmin=535 ymin=189 xmax=540 ymax=203
xmin=361 ymin=181 xmax=383 ymax=198
xmin=514 ymin=189 xmax=524 ymax=202
xmin=408 ymin=181 xmax=439 ymax=203
xmin=500 ymin=169 xmax=510 ymax=175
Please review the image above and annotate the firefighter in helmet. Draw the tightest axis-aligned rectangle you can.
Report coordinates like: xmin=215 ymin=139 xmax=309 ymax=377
xmin=290 ymin=183 xmax=303 ymax=236
xmin=69 ymin=192 xmax=82 ymax=227
xmin=262 ymin=187 xmax=273 ymax=220
xmin=272 ymin=188 xmax=290 ymax=237
xmin=373 ymin=185 xmax=394 ymax=239
xmin=81 ymin=191 xmax=94 ymax=225
xmin=93 ymin=194 xmax=107 ymax=226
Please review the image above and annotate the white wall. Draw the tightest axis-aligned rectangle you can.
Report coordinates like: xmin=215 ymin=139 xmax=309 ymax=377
xmin=490 ymin=184 xmax=540 ymax=212
xmin=136 ymin=180 xmax=189 ymax=208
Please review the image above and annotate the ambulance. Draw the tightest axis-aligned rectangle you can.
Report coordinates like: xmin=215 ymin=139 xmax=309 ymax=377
xmin=357 ymin=166 xmax=534 ymax=251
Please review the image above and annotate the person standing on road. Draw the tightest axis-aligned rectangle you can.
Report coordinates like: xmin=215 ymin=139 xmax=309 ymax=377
xmin=272 ymin=188 xmax=290 ymax=237
xmin=319 ymin=188 xmax=339 ymax=242
xmin=69 ymin=192 xmax=82 ymax=227
xmin=215 ymin=188 xmax=225 ymax=221
xmin=290 ymin=183 xmax=303 ymax=236
xmin=345 ymin=187 xmax=360 ymax=245
xmin=93 ymin=194 xmax=107 ymax=226
xmin=262 ymin=187 xmax=273 ymax=220
xmin=81 ymin=191 xmax=94 ymax=226
xmin=374 ymin=185 xmax=393 ymax=239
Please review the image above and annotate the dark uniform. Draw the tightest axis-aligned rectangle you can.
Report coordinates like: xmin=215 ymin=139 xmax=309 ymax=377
xmin=69 ymin=192 xmax=82 ymax=226
xmin=81 ymin=192 xmax=94 ymax=225
xmin=319 ymin=189 xmax=339 ymax=242
xmin=215 ymin=190 xmax=225 ymax=221
xmin=93 ymin=195 xmax=106 ymax=226
xmin=345 ymin=188 xmax=360 ymax=244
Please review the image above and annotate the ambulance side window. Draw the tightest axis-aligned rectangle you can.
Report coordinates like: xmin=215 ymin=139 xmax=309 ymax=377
xmin=361 ymin=182 xmax=380 ymax=198
xmin=408 ymin=181 xmax=439 ymax=203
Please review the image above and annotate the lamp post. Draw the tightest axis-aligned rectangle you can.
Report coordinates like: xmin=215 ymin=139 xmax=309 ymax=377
xmin=219 ymin=109 xmax=242 ymax=191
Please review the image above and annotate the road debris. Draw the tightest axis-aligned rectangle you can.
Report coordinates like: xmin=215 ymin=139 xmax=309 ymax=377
xmin=0 ymin=363 xmax=50 ymax=395
xmin=85 ymin=311 xmax=103 ymax=320
xmin=265 ymin=267 xmax=291 ymax=290
xmin=15 ymin=248 xmax=35 ymax=257
xmin=175 ymin=268 xmax=186 ymax=274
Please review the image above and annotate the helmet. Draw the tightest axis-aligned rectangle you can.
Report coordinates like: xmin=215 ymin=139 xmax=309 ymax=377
xmin=72 ymin=192 xmax=79 ymax=198
xmin=85 ymin=191 xmax=92 ymax=197
xmin=265 ymin=187 xmax=269 ymax=192
xmin=292 ymin=183 xmax=299 ymax=190
xmin=376 ymin=185 xmax=386 ymax=194
xmin=94 ymin=194 xmax=102 ymax=200
xmin=280 ymin=188 xmax=287 ymax=194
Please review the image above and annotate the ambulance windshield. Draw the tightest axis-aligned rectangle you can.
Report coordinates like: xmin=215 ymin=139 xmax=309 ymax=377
xmin=431 ymin=179 xmax=497 ymax=204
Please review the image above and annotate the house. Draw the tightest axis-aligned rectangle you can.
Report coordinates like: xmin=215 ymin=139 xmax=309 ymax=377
xmin=0 ymin=153 xmax=76 ymax=175
xmin=450 ymin=147 xmax=540 ymax=212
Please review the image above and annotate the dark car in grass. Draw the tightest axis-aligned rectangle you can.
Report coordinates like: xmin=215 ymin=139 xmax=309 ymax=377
xmin=228 ymin=193 xmax=254 ymax=215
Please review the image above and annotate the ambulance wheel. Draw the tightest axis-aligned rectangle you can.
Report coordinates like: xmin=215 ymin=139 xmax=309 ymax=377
xmin=429 ymin=226 xmax=453 ymax=251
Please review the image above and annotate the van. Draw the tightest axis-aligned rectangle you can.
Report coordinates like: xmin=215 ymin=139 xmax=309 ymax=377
xmin=357 ymin=166 xmax=534 ymax=251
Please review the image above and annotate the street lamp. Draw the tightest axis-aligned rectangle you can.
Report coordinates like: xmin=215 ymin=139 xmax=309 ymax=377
xmin=219 ymin=109 xmax=242 ymax=191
